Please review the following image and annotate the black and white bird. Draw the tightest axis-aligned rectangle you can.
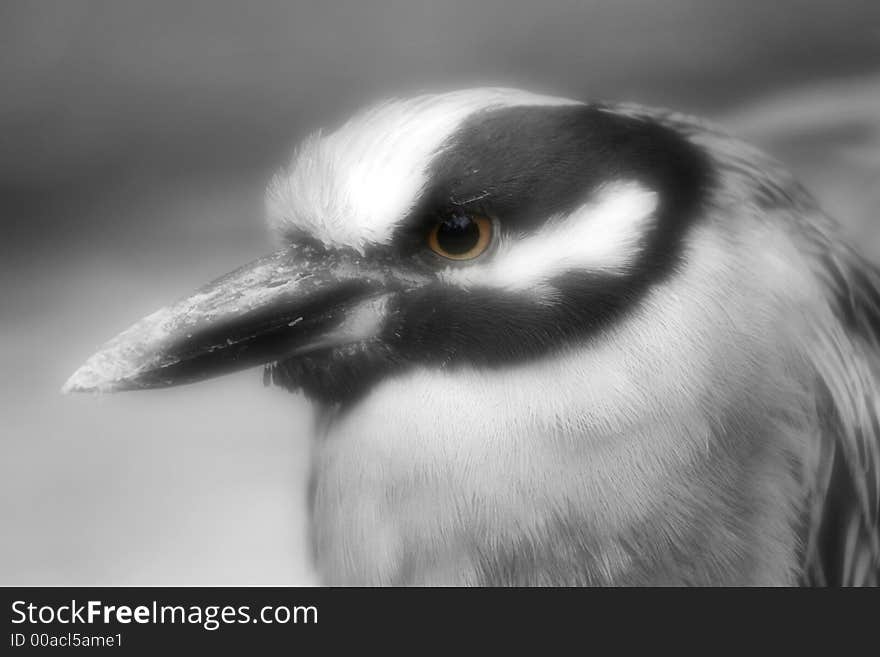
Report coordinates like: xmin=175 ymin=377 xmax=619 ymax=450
xmin=64 ymin=88 xmax=880 ymax=586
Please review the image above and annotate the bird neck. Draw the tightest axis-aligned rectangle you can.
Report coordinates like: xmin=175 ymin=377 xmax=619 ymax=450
xmin=306 ymin=357 xmax=807 ymax=585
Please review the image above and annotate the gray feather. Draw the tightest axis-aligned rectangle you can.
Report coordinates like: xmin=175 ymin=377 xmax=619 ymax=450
xmin=615 ymin=103 xmax=880 ymax=585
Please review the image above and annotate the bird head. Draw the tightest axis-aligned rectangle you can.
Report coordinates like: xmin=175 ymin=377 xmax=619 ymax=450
xmin=63 ymin=88 xmax=713 ymax=407
xmin=65 ymin=87 xmax=878 ymax=585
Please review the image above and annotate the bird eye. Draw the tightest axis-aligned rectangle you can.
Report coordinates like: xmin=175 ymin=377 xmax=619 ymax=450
xmin=427 ymin=212 xmax=492 ymax=260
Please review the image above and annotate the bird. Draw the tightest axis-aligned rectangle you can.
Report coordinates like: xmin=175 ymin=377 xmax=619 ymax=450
xmin=63 ymin=87 xmax=880 ymax=586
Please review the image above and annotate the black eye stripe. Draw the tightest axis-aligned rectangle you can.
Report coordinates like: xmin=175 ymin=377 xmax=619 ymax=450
xmin=386 ymin=104 xmax=713 ymax=364
xmin=393 ymin=103 xmax=710 ymax=261
xmin=277 ymin=104 xmax=714 ymax=406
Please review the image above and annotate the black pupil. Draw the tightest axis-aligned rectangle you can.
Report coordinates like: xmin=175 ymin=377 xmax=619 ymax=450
xmin=436 ymin=213 xmax=479 ymax=254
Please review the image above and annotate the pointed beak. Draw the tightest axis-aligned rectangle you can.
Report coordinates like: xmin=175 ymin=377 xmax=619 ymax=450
xmin=63 ymin=244 xmax=418 ymax=393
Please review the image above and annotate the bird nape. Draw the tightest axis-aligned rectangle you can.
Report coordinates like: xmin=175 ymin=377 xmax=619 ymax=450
xmin=64 ymin=88 xmax=880 ymax=586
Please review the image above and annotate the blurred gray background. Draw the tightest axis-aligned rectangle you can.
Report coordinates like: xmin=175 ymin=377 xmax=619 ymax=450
xmin=2 ymin=0 xmax=878 ymax=585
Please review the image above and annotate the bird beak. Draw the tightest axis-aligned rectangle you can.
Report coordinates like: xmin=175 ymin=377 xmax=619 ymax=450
xmin=63 ymin=244 xmax=417 ymax=393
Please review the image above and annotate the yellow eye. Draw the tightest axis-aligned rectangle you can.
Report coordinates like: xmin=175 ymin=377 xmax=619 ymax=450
xmin=427 ymin=212 xmax=492 ymax=260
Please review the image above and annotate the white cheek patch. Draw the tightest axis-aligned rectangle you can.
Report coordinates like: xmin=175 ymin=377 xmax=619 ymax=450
xmin=266 ymin=88 xmax=581 ymax=252
xmin=439 ymin=182 xmax=659 ymax=292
